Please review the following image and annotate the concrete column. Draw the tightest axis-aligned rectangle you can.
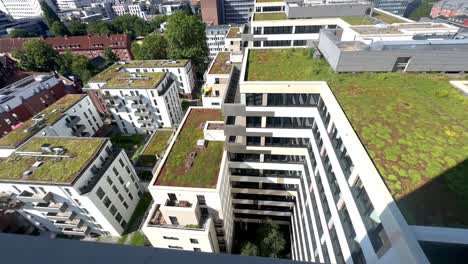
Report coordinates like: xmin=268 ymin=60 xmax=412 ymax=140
xmin=262 ymin=93 xmax=268 ymax=106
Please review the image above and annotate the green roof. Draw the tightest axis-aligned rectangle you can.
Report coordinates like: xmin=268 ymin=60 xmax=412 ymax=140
xmin=0 ymin=94 xmax=86 ymax=148
xmin=0 ymin=137 xmax=106 ymax=183
xmin=246 ymin=48 xmax=468 ymax=227
xmin=124 ymin=60 xmax=189 ymax=68
xmin=256 ymin=0 xmax=284 ymax=2
xmin=138 ymin=129 xmax=174 ymax=167
xmin=90 ymin=65 xmax=167 ymax=89
xmin=341 ymin=16 xmax=376 ymax=25
xmin=209 ymin=52 xmax=234 ymax=75
xmin=155 ymin=109 xmax=224 ymax=188
xmin=372 ymin=11 xmax=407 ymax=24
xmin=254 ymin=12 xmax=287 ymax=21
xmin=227 ymin=27 xmax=241 ymax=38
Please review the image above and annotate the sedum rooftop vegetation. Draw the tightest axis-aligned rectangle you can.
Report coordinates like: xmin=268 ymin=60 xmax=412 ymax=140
xmin=124 ymin=60 xmax=189 ymax=68
xmin=372 ymin=11 xmax=407 ymax=24
xmin=254 ymin=12 xmax=287 ymax=21
xmin=0 ymin=94 xmax=85 ymax=148
xmin=155 ymin=109 xmax=224 ymax=188
xmin=341 ymin=16 xmax=376 ymax=25
xmin=246 ymin=48 xmax=468 ymax=227
xmin=0 ymin=137 xmax=105 ymax=183
xmin=138 ymin=129 xmax=174 ymax=167
xmin=227 ymin=27 xmax=241 ymax=39
xmin=209 ymin=52 xmax=235 ymax=75
xmin=89 ymin=64 xmax=166 ymax=89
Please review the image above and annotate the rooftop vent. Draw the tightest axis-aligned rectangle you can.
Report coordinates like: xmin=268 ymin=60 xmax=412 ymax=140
xmin=185 ymin=160 xmax=193 ymax=169
xmin=41 ymin=144 xmax=52 ymax=153
xmin=196 ymin=139 xmax=206 ymax=148
xmin=188 ymin=152 xmax=197 ymax=159
xmin=22 ymin=170 xmax=32 ymax=176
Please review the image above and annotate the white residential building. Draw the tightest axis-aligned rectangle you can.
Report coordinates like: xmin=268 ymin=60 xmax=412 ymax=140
xmin=206 ymin=25 xmax=229 ymax=58
xmin=88 ymin=63 xmax=184 ymax=134
xmin=56 ymin=0 xmax=91 ymax=11
xmin=0 ymin=136 xmax=143 ymax=237
xmin=159 ymin=1 xmax=185 ymax=15
xmin=0 ymin=0 xmax=48 ymax=19
xmin=112 ymin=2 xmax=148 ymax=20
xmin=0 ymin=94 xmax=103 ymax=158
xmin=142 ymin=107 xmax=234 ymax=254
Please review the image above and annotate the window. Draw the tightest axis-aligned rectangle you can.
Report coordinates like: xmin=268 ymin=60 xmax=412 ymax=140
xmin=96 ymin=187 xmax=105 ymax=199
xmin=168 ymin=246 xmax=183 ymax=249
xmin=169 ymin=216 xmax=179 ymax=225
xmin=123 ymin=202 xmax=129 ymax=209
xmin=106 ymin=176 xmax=113 ymax=185
xmin=38 ymin=187 xmax=46 ymax=194
xmin=118 ymin=194 xmax=124 ymax=202
xmin=119 ymin=158 xmax=125 ymax=167
xmin=115 ymin=213 xmax=122 ymax=222
xmin=190 ymin=239 xmax=199 ymax=244
xmin=112 ymin=185 xmax=119 ymax=194
xmin=168 ymin=193 xmax=177 ymax=201
xmin=129 ymin=193 xmax=134 ymax=200
xmin=103 ymin=196 xmax=111 ymax=208
xmin=246 ymin=93 xmax=262 ymax=106
xmin=110 ymin=205 xmax=117 ymax=215
xmin=121 ymin=220 xmax=127 ymax=228
xmin=30 ymin=186 xmax=38 ymax=194
xmin=118 ymin=176 xmax=124 ymax=185
xmin=193 ymin=248 xmax=201 ymax=251
xmin=196 ymin=195 xmax=206 ymax=206
xmin=163 ymin=236 xmax=179 ymax=240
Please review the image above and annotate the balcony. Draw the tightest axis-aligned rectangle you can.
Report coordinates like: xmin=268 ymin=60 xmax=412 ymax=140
xmin=33 ymin=202 xmax=69 ymax=213
xmin=165 ymin=200 xmax=192 ymax=208
xmin=46 ymin=211 xmax=76 ymax=221
xmin=134 ymin=111 xmax=151 ymax=117
xmin=71 ymin=124 xmax=86 ymax=137
xmin=224 ymin=116 xmax=246 ymax=136
xmin=123 ymin=95 xmax=141 ymax=100
xmin=148 ymin=204 xmax=209 ymax=231
xmin=131 ymin=103 xmax=149 ymax=109
xmin=55 ymin=219 xmax=84 ymax=229
xmin=61 ymin=225 xmax=90 ymax=236
xmin=16 ymin=190 xmax=53 ymax=203
xmin=101 ymin=94 xmax=116 ymax=100
xmin=65 ymin=116 xmax=81 ymax=128
xmin=137 ymin=118 xmax=154 ymax=125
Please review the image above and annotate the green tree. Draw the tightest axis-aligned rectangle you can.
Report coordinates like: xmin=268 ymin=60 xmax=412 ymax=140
xmin=67 ymin=18 xmax=87 ymax=36
xmin=104 ymin=48 xmax=118 ymax=64
xmin=182 ymin=3 xmax=193 ymax=15
xmin=258 ymin=220 xmax=286 ymax=258
xmin=409 ymin=0 xmax=433 ymax=21
xmin=87 ymin=20 xmax=113 ymax=35
xmin=241 ymin=242 xmax=259 ymax=256
xmin=112 ymin=14 xmax=152 ymax=38
xmin=58 ymin=51 xmax=96 ymax=81
xmin=165 ymin=12 xmax=209 ymax=72
xmin=132 ymin=35 xmax=167 ymax=60
xmin=50 ymin=21 xmax=70 ymax=36
xmin=12 ymin=39 xmax=59 ymax=72
xmin=150 ymin=15 xmax=167 ymax=30
xmin=40 ymin=1 xmax=60 ymax=26
xmin=9 ymin=29 xmax=39 ymax=38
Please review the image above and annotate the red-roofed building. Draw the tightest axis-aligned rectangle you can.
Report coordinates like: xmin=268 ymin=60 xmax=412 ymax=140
xmin=0 ymin=34 xmax=132 ymax=61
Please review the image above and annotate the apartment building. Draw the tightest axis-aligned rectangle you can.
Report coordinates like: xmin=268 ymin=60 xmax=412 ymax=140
xmin=0 ymin=137 xmax=142 ymax=237
xmin=87 ymin=63 xmax=183 ymax=134
xmin=0 ymin=94 xmax=103 ymax=157
xmin=0 ymin=0 xmax=48 ymax=19
xmin=372 ymin=0 xmax=411 ymax=16
xmin=200 ymin=0 xmax=223 ymax=25
xmin=202 ymin=51 xmax=242 ymax=108
xmin=206 ymin=25 xmax=229 ymax=58
xmin=113 ymin=2 xmax=149 ymax=20
xmin=0 ymin=74 xmax=67 ymax=137
xmin=222 ymin=0 xmax=254 ymax=24
xmin=142 ymin=107 xmax=234 ymax=254
xmin=56 ymin=0 xmax=91 ymax=11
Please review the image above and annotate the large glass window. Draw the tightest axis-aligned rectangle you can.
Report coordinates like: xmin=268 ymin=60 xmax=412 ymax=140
xmin=264 ymin=26 xmax=293 ymax=34
xmin=295 ymin=25 xmax=322 ymax=34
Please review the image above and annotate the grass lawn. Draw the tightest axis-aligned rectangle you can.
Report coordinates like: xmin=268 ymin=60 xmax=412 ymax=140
xmin=246 ymin=48 xmax=468 ymax=227
xmin=341 ymin=16 xmax=376 ymax=25
xmin=156 ymin=109 xmax=224 ymax=188
xmin=138 ymin=130 xmax=173 ymax=167
xmin=256 ymin=0 xmax=284 ymax=2
xmin=372 ymin=12 xmax=406 ymax=24
xmin=254 ymin=12 xmax=287 ymax=21
xmin=128 ymin=231 xmax=146 ymax=246
xmin=0 ymin=137 xmax=105 ymax=182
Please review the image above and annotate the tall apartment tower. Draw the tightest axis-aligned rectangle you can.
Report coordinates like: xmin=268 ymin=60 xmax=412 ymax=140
xmin=222 ymin=0 xmax=254 ymax=24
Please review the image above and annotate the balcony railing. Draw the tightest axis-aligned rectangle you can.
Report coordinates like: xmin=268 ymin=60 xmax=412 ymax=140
xmin=61 ymin=225 xmax=90 ymax=236
xmin=33 ymin=202 xmax=69 ymax=213
xmin=131 ymin=103 xmax=149 ymax=109
xmin=46 ymin=211 xmax=76 ymax=221
xmin=165 ymin=200 xmax=192 ymax=207
xmin=134 ymin=111 xmax=151 ymax=117
xmin=136 ymin=118 xmax=154 ymax=125
xmin=55 ymin=219 xmax=84 ymax=229
xmin=16 ymin=190 xmax=53 ymax=203
xmin=123 ymin=95 xmax=141 ymax=100
xmin=148 ymin=205 xmax=209 ymax=231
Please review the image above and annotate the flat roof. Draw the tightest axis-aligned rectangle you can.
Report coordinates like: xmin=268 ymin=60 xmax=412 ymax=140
xmin=123 ymin=60 xmax=189 ymax=68
xmin=350 ymin=23 xmax=453 ymax=35
xmin=138 ymin=129 xmax=174 ymax=167
xmin=0 ymin=137 xmax=106 ymax=183
xmin=155 ymin=109 xmax=224 ymax=188
xmin=256 ymin=0 xmax=284 ymax=2
xmin=0 ymin=94 xmax=86 ymax=148
xmin=209 ymin=52 xmax=234 ymax=75
xmin=245 ymin=48 xmax=468 ymax=228
xmin=341 ymin=16 xmax=375 ymax=26
xmin=372 ymin=10 xmax=407 ymax=24
xmin=89 ymin=65 xmax=166 ymax=89
xmin=254 ymin=12 xmax=287 ymax=21
xmin=227 ymin=27 xmax=241 ymax=38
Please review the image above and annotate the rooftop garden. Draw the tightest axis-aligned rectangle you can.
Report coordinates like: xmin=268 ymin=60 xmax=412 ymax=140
xmin=372 ymin=11 xmax=407 ymax=24
xmin=155 ymin=109 xmax=224 ymax=188
xmin=256 ymin=0 xmax=284 ymax=2
xmin=341 ymin=16 xmax=376 ymax=26
xmin=125 ymin=60 xmax=189 ymax=68
xmin=209 ymin=52 xmax=234 ymax=75
xmin=138 ymin=129 xmax=174 ymax=167
xmin=246 ymin=48 xmax=468 ymax=227
xmin=254 ymin=12 xmax=287 ymax=21
xmin=227 ymin=27 xmax=241 ymax=38
xmin=104 ymin=72 xmax=166 ymax=89
xmin=0 ymin=137 xmax=105 ymax=183
xmin=0 ymin=94 xmax=85 ymax=148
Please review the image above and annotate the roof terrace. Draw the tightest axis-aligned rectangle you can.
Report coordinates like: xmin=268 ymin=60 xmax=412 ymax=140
xmin=227 ymin=27 xmax=241 ymax=39
xmin=138 ymin=129 xmax=174 ymax=167
xmin=0 ymin=94 xmax=86 ymax=148
xmin=123 ymin=60 xmax=189 ymax=68
xmin=155 ymin=109 xmax=224 ymax=188
xmin=350 ymin=23 xmax=453 ymax=35
xmin=89 ymin=65 xmax=167 ymax=89
xmin=254 ymin=12 xmax=287 ymax=21
xmin=208 ymin=52 xmax=235 ymax=75
xmin=372 ymin=10 xmax=408 ymax=24
xmin=0 ymin=137 xmax=106 ymax=183
xmin=341 ymin=16 xmax=375 ymax=26
xmin=245 ymin=48 xmax=468 ymax=228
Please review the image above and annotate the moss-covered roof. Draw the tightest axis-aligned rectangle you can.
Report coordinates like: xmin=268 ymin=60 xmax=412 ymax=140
xmin=227 ymin=27 xmax=241 ymax=38
xmin=0 ymin=94 xmax=85 ymax=148
xmin=90 ymin=65 xmax=167 ymax=89
xmin=0 ymin=137 xmax=105 ymax=183
xmin=254 ymin=12 xmax=287 ymax=21
xmin=209 ymin=52 xmax=234 ymax=75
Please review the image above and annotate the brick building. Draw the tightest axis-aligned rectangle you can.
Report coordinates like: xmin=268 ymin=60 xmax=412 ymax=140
xmin=0 ymin=34 xmax=132 ymax=61
xmin=0 ymin=74 xmax=67 ymax=137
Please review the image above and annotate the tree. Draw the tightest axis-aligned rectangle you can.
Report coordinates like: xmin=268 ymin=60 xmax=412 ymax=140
xmin=50 ymin=21 xmax=70 ymax=37
xmin=132 ymin=35 xmax=167 ymax=60
xmin=9 ymin=29 xmax=39 ymax=38
xmin=40 ymin=1 xmax=60 ymax=26
xmin=258 ymin=220 xmax=286 ymax=258
xmin=104 ymin=48 xmax=118 ymax=65
xmin=67 ymin=18 xmax=87 ymax=36
xmin=182 ymin=3 xmax=193 ymax=15
xmin=241 ymin=242 xmax=259 ymax=256
xmin=13 ymin=39 xmax=59 ymax=72
xmin=112 ymin=14 xmax=152 ymax=38
xmin=58 ymin=51 xmax=96 ymax=81
xmin=87 ymin=20 xmax=113 ymax=35
xmin=150 ymin=15 xmax=167 ymax=30
xmin=165 ymin=12 xmax=209 ymax=72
